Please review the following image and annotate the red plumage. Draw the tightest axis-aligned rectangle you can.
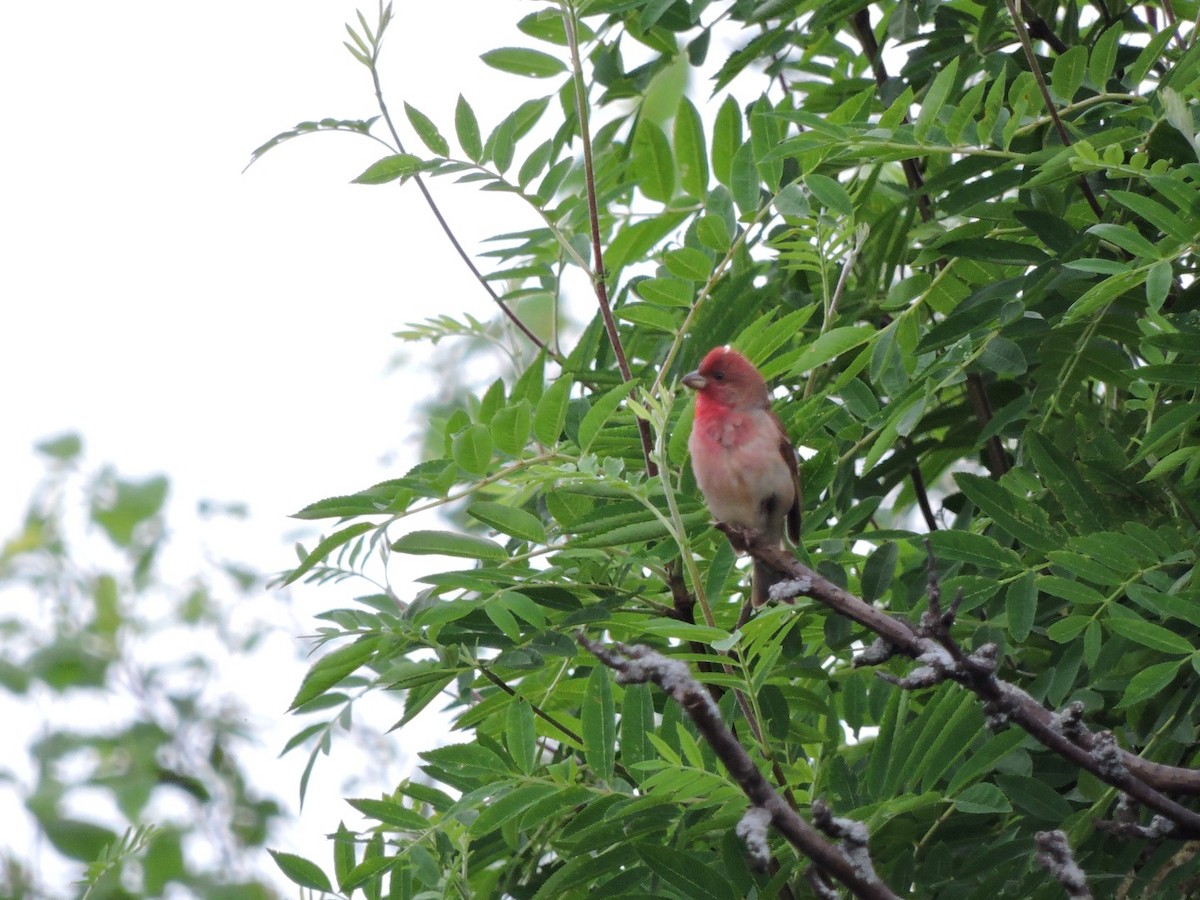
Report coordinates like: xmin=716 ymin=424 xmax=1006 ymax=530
xmin=682 ymin=346 xmax=801 ymax=606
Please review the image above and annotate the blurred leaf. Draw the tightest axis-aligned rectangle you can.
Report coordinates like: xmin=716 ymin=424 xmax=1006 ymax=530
xmin=36 ymin=432 xmax=83 ymax=461
xmin=91 ymin=474 xmax=168 ymax=548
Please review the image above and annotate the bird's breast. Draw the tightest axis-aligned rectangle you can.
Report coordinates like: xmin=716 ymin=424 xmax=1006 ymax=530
xmin=688 ymin=408 xmax=794 ymax=535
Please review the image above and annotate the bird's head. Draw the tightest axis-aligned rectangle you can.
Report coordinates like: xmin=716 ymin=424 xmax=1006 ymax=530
xmin=682 ymin=346 xmax=770 ymax=411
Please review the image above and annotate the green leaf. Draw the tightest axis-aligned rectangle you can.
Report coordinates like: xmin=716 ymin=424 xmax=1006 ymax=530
xmin=947 ymin=729 xmax=1028 ymax=794
xmin=1006 ymin=572 xmax=1037 ymax=642
xmin=788 ymin=325 xmax=874 ymax=372
xmin=806 ymin=173 xmax=853 ymax=216
xmin=1090 ymin=24 xmax=1122 ymax=87
xmin=269 ymin=850 xmax=332 ymax=892
xmin=480 ymin=47 xmax=567 ymax=78
xmin=455 ymin=95 xmax=482 ymax=162
xmin=471 ymin=783 xmax=561 ymax=836
xmin=749 ymin=95 xmax=782 ymax=188
xmin=632 ymin=119 xmax=674 ymax=202
xmin=467 ymin=501 xmax=546 ymax=543
xmin=582 ymin=665 xmax=615 ymax=782
xmin=289 ymin=637 xmax=379 ymax=711
xmin=914 ymin=57 xmax=959 ymax=141
xmin=1118 ymin=659 xmax=1184 ymax=708
xmin=1026 ymin=430 xmax=1103 ymax=524
xmin=954 ymin=473 xmax=1059 ymax=554
xmin=1062 ymin=270 xmax=1142 ymax=323
xmin=711 ymin=95 xmax=743 ymax=188
xmin=635 ymin=844 xmax=735 ymax=900
xmin=993 ymin=774 xmax=1073 ymax=821
xmin=620 ymin=682 xmax=655 ymax=770
xmin=954 ymin=782 xmax=1012 ymax=814
xmin=403 ymin=103 xmax=449 ymax=156
xmin=1047 ymin=615 xmax=1090 ymax=643
xmin=491 ymin=400 xmax=533 ymax=455
xmin=284 ymin=522 xmax=375 ymax=586
xmin=675 ymin=97 xmax=709 ymax=198
xmin=1145 ymin=260 xmax=1172 ymax=313
xmin=928 ymin=530 xmax=1022 ymax=570
xmin=533 ymin=376 xmax=572 ymax=445
xmin=1087 ymin=222 xmax=1158 ymax=259
xmin=1136 ymin=365 xmax=1200 ymax=389
xmin=1128 ymin=27 xmax=1177 ymax=86
xmin=1107 ymin=616 xmax=1194 ymax=655
xmin=333 ymin=822 xmax=356 ymax=889
xmin=664 ymin=247 xmax=713 ymax=282
xmin=696 ymin=214 xmax=731 ymax=252
xmin=506 ymin=699 xmax=537 ymax=775
xmin=860 ymin=542 xmax=898 ymax=603
xmin=730 ymin=141 xmax=759 ymax=214
xmin=1063 ymin=258 xmax=1129 ymax=275
xmin=484 ymin=600 xmax=521 ymax=641
xmin=1051 ymin=45 xmax=1087 ymax=102
xmin=578 ymin=381 xmax=638 ymax=454
xmin=353 ymin=153 xmax=426 ymax=185
xmin=346 ymin=798 xmax=431 ymax=830
xmin=391 ymin=529 xmax=508 ymax=560
xmin=341 ymin=856 xmax=394 ymax=892
xmin=452 ymin=423 xmax=493 ymax=476
xmin=636 ymin=277 xmax=693 ymax=307
xmin=1107 ymin=189 xmax=1193 ymax=243
xmin=1038 ymin=575 xmax=1105 ymax=607
xmin=979 ymin=336 xmax=1027 ymax=377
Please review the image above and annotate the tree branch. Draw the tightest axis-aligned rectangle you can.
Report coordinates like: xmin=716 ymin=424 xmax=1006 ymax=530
xmin=720 ymin=526 xmax=1200 ymax=830
xmin=561 ymin=2 xmax=657 ymax=478
xmin=1004 ymin=0 xmax=1104 ymax=219
xmin=577 ymin=635 xmax=902 ymax=900
xmin=1034 ymin=830 xmax=1092 ymax=899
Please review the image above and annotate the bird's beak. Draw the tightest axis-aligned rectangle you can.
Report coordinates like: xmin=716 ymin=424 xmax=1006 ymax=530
xmin=681 ymin=371 xmax=706 ymax=390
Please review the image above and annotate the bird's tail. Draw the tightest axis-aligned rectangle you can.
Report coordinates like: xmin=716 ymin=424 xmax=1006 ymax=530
xmin=751 ymin=557 xmax=792 ymax=607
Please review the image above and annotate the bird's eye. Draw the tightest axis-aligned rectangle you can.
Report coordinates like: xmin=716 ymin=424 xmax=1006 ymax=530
xmin=712 ymin=370 xmax=724 ymax=381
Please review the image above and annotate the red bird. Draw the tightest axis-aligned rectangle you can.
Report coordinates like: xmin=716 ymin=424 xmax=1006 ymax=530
xmin=682 ymin=346 xmax=801 ymax=606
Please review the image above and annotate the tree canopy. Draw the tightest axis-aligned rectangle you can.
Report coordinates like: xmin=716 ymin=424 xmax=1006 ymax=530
xmin=271 ymin=1 xmax=1200 ymax=897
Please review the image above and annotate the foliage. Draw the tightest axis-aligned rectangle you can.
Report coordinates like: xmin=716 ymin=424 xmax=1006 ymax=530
xmin=0 ymin=435 xmax=281 ymax=898
xmin=268 ymin=0 xmax=1200 ymax=896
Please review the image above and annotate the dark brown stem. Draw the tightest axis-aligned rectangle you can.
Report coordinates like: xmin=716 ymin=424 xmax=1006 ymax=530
xmin=477 ymin=664 xmax=583 ymax=747
xmin=562 ymin=4 xmax=658 ymax=478
xmin=1019 ymin=2 xmax=1069 ymax=54
xmin=851 ymin=10 xmax=931 ymax=223
xmin=966 ymin=375 xmax=1013 ymax=476
xmin=1005 ymin=0 xmax=1104 ymax=219
xmin=907 ymin=445 xmax=939 ymax=531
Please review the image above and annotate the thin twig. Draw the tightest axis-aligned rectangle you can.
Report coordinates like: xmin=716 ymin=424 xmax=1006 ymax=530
xmin=561 ymin=2 xmax=658 ymax=477
xmin=1004 ymin=0 xmax=1104 ymax=219
xmin=363 ymin=15 xmax=556 ymax=359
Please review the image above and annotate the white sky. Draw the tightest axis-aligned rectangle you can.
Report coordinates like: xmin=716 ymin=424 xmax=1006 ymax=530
xmin=1 ymin=1 xmax=542 ymax=891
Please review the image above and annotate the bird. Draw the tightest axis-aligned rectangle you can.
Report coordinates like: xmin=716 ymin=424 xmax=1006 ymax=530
xmin=682 ymin=346 xmax=801 ymax=606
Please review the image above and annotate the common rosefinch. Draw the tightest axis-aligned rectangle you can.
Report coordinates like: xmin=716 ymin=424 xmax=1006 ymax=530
xmin=682 ymin=346 xmax=801 ymax=606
